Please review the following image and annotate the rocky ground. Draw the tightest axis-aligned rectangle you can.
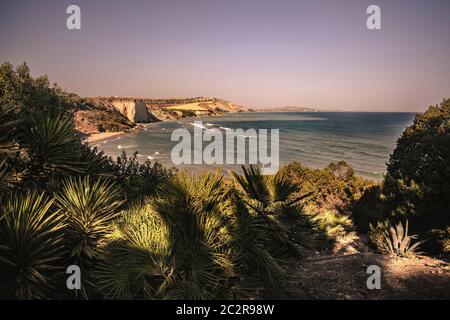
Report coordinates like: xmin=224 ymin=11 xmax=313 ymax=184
xmin=287 ymin=237 xmax=450 ymax=300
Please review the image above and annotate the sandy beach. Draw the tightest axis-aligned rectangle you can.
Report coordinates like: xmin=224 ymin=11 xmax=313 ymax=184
xmin=84 ymin=131 xmax=126 ymax=144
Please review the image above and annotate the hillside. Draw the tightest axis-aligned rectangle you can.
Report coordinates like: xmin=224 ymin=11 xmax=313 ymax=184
xmin=73 ymin=96 xmax=245 ymax=136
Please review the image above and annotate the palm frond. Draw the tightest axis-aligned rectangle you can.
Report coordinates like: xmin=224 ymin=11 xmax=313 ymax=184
xmin=24 ymin=110 xmax=85 ymax=178
xmin=0 ymin=192 xmax=65 ymax=299
xmin=55 ymin=176 xmax=124 ymax=264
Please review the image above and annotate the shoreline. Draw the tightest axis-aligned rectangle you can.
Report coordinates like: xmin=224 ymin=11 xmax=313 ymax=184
xmin=83 ymin=112 xmax=233 ymax=145
xmin=84 ymin=131 xmax=128 ymax=144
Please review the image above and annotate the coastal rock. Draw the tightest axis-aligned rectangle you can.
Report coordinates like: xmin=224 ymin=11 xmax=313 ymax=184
xmin=111 ymin=98 xmax=156 ymax=123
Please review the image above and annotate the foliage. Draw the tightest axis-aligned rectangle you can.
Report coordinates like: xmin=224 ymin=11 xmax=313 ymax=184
xmin=55 ymin=177 xmax=124 ymax=266
xmin=94 ymin=170 xmax=299 ymax=299
xmin=0 ymin=62 xmax=66 ymax=111
xmin=0 ymin=192 xmax=65 ymax=299
xmin=369 ymin=220 xmax=425 ymax=257
xmin=111 ymin=151 xmax=175 ymax=201
xmin=94 ymin=204 xmax=171 ymax=299
xmin=95 ymin=172 xmax=236 ymax=299
xmin=383 ymin=99 xmax=450 ymax=233
xmin=350 ymin=184 xmax=385 ymax=232
xmin=0 ymin=104 xmax=21 ymax=153
xmin=279 ymin=161 xmax=373 ymax=216
xmin=312 ymin=210 xmax=356 ymax=242
xmin=231 ymin=165 xmax=312 ymax=256
xmin=23 ymin=110 xmax=85 ymax=181
xmin=150 ymin=172 xmax=237 ymax=299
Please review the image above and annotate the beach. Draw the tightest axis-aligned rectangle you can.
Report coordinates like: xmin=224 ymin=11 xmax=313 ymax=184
xmin=84 ymin=131 xmax=126 ymax=144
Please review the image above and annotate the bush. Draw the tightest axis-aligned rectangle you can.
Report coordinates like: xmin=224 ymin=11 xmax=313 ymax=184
xmin=383 ymin=99 xmax=450 ymax=250
xmin=312 ymin=210 xmax=356 ymax=243
xmin=95 ymin=172 xmax=237 ymax=299
xmin=279 ymin=161 xmax=372 ymax=216
xmin=0 ymin=192 xmax=65 ymax=299
xmin=350 ymin=184 xmax=385 ymax=232
xmin=55 ymin=177 xmax=124 ymax=265
xmin=111 ymin=151 xmax=175 ymax=201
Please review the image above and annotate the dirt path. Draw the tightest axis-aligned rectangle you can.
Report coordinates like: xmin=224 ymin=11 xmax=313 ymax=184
xmin=287 ymin=240 xmax=450 ymax=299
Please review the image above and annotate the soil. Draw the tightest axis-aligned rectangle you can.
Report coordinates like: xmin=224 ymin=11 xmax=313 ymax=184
xmin=287 ymin=237 xmax=450 ymax=300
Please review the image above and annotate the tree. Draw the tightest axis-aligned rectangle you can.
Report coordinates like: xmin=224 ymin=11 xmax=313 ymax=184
xmin=0 ymin=62 xmax=65 ymax=111
xmin=383 ymin=99 xmax=450 ymax=233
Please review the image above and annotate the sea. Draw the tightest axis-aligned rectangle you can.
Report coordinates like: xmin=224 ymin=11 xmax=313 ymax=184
xmin=93 ymin=112 xmax=416 ymax=180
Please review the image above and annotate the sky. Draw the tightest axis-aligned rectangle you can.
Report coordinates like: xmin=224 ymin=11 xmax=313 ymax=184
xmin=0 ymin=0 xmax=449 ymax=111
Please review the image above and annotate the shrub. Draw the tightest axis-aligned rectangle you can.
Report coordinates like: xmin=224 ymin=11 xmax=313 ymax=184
xmin=0 ymin=192 xmax=65 ymax=299
xmin=93 ymin=204 xmax=171 ymax=299
xmin=350 ymin=184 xmax=385 ymax=232
xmin=231 ymin=165 xmax=312 ymax=256
xmin=279 ymin=161 xmax=372 ymax=216
xmin=383 ymin=99 xmax=450 ymax=233
xmin=95 ymin=172 xmax=237 ymax=299
xmin=312 ymin=210 xmax=357 ymax=243
xmin=111 ymin=151 xmax=175 ymax=201
xmin=55 ymin=176 xmax=123 ymax=281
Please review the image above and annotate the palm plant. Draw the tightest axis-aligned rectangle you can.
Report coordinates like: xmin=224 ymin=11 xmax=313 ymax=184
xmin=23 ymin=110 xmax=84 ymax=183
xmin=230 ymin=165 xmax=312 ymax=255
xmin=227 ymin=195 xmax=287 ymax=298
xmin=369 ymin=220 xmax=425 ymax=257
xmin=95 ymin=172 xmax=237 ymax=299
xmin=94 ymin=204 xmax=172 ymax=299
xmin=0 ymin=192 xmax=65 ymax=299
xmin=55 ymin=177 xmax=123 ymax=268
xmin=151 ymin=172 xmax=236 ymax=299
xmin=312 ymin=210 xmax=357 ymax=242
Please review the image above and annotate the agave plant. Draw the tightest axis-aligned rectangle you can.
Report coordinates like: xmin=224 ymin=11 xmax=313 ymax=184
xmin=0 ymin=192 xmax=65 ymax=299
xmin=55 ymin=177 xmax=124 ymax=266
xmin=369 ymin=220 xmax=425 ymax=257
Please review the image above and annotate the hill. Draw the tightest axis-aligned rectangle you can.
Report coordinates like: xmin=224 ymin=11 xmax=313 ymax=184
xmin=74 ymin=96 xmax=245 ymax=136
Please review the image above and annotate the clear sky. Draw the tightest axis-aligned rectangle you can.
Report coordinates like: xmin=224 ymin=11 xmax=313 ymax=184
xmin=0 ymin=0 xmax=449 ymax=111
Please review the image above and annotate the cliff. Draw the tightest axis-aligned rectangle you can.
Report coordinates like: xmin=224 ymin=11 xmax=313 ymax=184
xmin=99 ymin=97 xmax=245 ymax=123
xmin=110 ymin=98 xmax=158 ymax=123
xmin=74 ymin=97 xmax=245 ymax=136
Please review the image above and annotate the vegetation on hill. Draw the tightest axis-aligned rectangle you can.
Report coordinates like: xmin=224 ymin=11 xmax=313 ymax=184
xmin=0 ymin=62 xmax=135 ymax=136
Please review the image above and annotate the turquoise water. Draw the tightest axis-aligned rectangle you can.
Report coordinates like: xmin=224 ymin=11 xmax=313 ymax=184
xmin=94 ymin=112 xmax=416 ymax=180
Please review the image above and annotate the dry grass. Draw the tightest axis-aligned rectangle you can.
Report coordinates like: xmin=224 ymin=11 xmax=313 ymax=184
xmin=163 ymin=103 xmax=208 ymax=111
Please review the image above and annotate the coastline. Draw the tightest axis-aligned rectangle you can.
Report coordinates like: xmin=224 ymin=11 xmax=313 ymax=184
xmin=84 ymin=131 xmax=128 ymax=144
xmin=83 ymin=112 xmax=236 ymax=145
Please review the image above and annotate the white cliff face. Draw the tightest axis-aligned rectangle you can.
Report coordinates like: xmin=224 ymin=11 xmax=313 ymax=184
xmin=111 ymin=99 xmax=155 ymax=123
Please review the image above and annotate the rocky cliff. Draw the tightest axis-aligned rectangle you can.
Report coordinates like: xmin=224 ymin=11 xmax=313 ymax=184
xmin=104 ymin=97 xmax=245 ymax=123
xmin=74 ymin=97 xmax=245 ymax=136
xmin=110 ymin=98 xmax=157 ymax=123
